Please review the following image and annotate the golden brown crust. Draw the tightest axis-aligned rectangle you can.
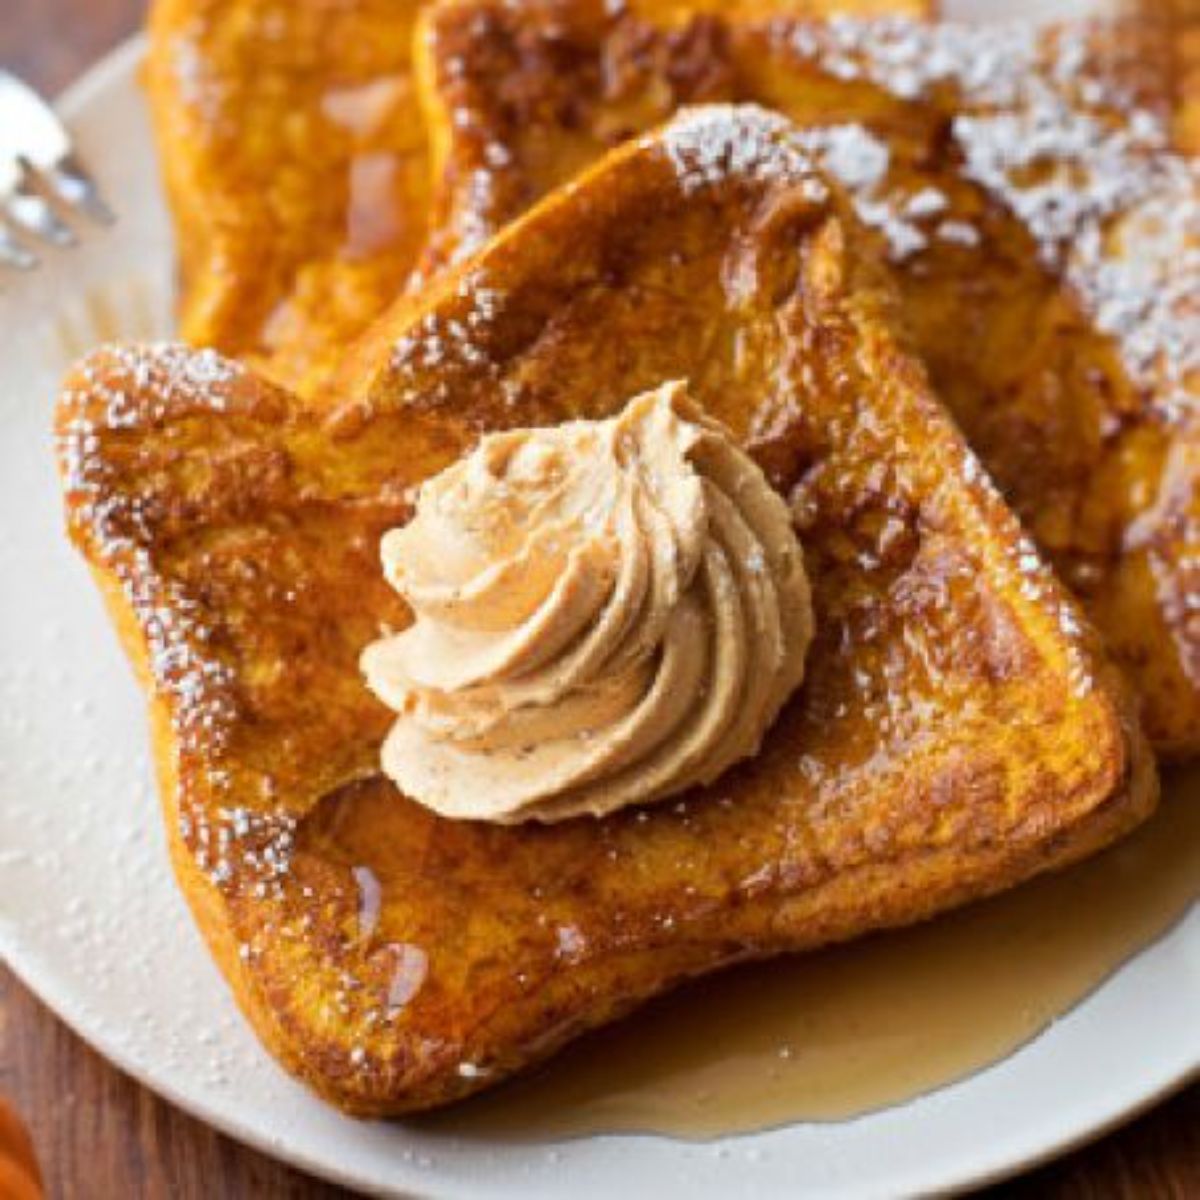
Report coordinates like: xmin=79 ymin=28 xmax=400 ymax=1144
xmin=1143 ymin=0 xmax=1200 ymax=153
xmin=57 ymin=112 xmax=1155 ymax=1115
xmin=144 ymin=0 xmax=931 ymax=396
xmin=144 ymin=0 xmax=434 ymax=395
xmin=408 ymin=0 xmax=1200 ymax=757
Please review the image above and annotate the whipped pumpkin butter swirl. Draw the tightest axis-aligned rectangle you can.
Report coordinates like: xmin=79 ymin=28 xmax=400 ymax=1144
xmin=361 ymin=382 xmax=814 ymax=823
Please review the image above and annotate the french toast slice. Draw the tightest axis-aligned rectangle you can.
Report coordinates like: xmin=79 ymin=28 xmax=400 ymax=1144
xmin=144 ymin=0 xmax=932 ymax=395
xmin=409 ymin=1 xmax=1200 ymax=757
xmin=57 ymin=109 xmax=1155 ymax=1115
xmin=1147 ymin=0 xmax=1200 ymax=153
xmin=144 ymin=0 xmax=433 ymax=394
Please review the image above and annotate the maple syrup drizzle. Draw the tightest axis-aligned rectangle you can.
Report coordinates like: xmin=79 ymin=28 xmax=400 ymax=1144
xmin=411 ymin=769 xmax=1199 ymax=1139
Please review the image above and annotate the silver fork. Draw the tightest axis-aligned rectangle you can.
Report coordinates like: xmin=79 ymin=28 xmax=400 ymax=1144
xmin=0 ymin=69 xmax=115 ymax=270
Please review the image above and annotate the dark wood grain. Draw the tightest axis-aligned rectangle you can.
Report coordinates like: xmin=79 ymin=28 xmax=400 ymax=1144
xmin=1 ymin=1 xmax=1196 ymax=1197
xmin=0 ymin=969 xmax=350 ymax=1200
xmin=2 ymin=0 xmax=147 ymax=95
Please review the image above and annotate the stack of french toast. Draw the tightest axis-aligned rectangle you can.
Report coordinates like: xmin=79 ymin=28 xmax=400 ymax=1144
xmin=55 ymin=0 xmax=1196 ymax=1114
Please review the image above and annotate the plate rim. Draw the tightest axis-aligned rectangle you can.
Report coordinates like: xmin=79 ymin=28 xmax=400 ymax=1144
xmin=1 ymin=30 xmax=1195 ymax=1200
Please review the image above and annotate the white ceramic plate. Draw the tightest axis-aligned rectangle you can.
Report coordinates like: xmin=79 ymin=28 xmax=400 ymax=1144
xmin=1 ymin=29 xmax=1197 ymax=1200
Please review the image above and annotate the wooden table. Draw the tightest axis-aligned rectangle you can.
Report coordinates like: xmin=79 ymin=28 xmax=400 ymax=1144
xmin=2 ymin=1 xmax=1197 ymax=1195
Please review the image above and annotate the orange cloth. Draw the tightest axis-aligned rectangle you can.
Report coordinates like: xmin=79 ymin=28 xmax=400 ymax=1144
xmin=0 ymin=1099 xmax=44 ymax=1200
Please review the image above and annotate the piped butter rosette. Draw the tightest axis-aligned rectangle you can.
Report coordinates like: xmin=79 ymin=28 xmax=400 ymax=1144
xmin=362 ymin=381 xmax=814 ymax=822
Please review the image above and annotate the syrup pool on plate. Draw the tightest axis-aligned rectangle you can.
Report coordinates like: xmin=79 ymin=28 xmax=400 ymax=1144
xmin=399 ymin=767 xmax=1199 ymax=1139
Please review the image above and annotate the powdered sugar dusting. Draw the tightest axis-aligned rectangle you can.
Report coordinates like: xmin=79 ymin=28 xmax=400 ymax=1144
xmin=390 ymin=269 xmax=506 ymax=398
xmin=661 ymin=106 xmax=943 ymax=261
xmin=60 ymin=342 xmax=243 ymax=436
xmin=1011 ymin=533 xmax=1094 ymax=699
xmin=772 ymin=15 xmax=1198 ymax=418
xmin=658 ymin=105 xmax=828 ymax=202
xmin=791 ymin=124 xmax=931 ymax=260
xmin=783 ymin=17 xmax=1039 ymax=107
xmin=195 ymin=806 xmax=297 ymax=896
xmin=1068 ymin=168 xmax=1200 ymax=423
xmin=57 ymin=343 xmax=302 ymax=900
xmin=58 ymin=346 xmax=248 ymax=757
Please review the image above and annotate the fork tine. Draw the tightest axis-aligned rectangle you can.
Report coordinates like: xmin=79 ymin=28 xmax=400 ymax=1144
xmin=0 ymin=72 xmax=115 ymax=262
xmin=0 ymin=226 xmax=38 ymax=270
xmin=3 ymin=171 xmax=77 ymax=246
xmin=46 ymin=154 xmax=115 ymax=226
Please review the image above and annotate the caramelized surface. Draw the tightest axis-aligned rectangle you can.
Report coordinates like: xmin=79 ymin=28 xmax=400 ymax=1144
xmin=408 ymin=1 xmax=1200 ymax=755
xmin=1151 ymin=0 xmax=1200 ymax=153
xmin=144 ymin=0 xmax=433 ymax=393
xmin=144 ymin=0 xmax=930 ymax=395
xmin=57 ymin=112 xmax=1154 ymax=1114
